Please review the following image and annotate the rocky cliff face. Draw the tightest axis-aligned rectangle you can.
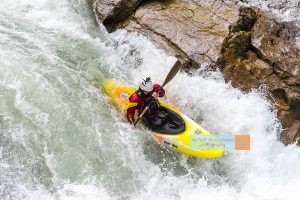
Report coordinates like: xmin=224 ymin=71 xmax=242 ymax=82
xmin=94 ymin=0 xmax=300 ymax=145
xmin=218 ymin=7 xmax=300 ymax=145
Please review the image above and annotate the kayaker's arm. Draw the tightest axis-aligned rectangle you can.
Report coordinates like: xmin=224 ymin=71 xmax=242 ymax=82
xmin=126 ymin=92 xmax=140 ymax=125
xmin=126 ymin=106 xmax=136 ymax=124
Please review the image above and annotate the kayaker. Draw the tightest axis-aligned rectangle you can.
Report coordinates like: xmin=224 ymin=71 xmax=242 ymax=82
xmin=126 ymin=77 xmax=165 ymax=128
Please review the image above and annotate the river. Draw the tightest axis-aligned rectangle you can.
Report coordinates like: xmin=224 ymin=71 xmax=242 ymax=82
xmin=0 ymin=0 xmax=299 ymax=199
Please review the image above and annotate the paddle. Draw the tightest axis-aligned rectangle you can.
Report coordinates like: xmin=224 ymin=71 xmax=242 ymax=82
xmin=133 ymin=60 xmax=181 ymax=126
xmin=161 ymin=60 xmax=181 ymax=88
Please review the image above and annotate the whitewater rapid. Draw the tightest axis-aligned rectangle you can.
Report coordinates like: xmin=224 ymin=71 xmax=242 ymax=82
xmin=0 ymin=0 xmax=300 ymax=200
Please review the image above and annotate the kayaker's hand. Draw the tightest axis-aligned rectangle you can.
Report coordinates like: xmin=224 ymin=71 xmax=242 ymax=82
xmin=152 ymin=92 xmax=159 ymax=100
xmin=157 ymin=87 xmax=165 ymax=97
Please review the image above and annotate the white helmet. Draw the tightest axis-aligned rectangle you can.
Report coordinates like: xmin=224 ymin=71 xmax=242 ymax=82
xmin=139 ymin=77 xmax=153 ymax=92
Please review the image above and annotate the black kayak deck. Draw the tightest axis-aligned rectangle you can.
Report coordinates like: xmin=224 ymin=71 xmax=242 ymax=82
xmin=142 ymin=106 xmax=186 ymax=134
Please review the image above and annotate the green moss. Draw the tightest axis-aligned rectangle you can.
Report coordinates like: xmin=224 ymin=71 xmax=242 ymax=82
xmin=158 ymin=0 xmax=178 ymax=10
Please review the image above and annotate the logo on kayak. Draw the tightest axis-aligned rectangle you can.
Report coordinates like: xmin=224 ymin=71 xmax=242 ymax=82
xmin=190 ymin=135 xmax=251 ymax=151
xmin=194 ymin=130 xmax=202 ymax=135
xmin=120 ymin=93 xmax=129 ymax=100
xmin=164 ymin=141 xmax=178 ymax=148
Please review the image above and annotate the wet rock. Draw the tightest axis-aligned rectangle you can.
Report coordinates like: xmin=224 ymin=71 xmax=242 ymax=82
xmin=94 ymin=0 xmax=143 ymax=32
xmin=124 ymin=0 xmax=239 ymax=67
xmin=253 ymin=11 xmax=300 ymax=145
xmin=218 ymin=7 xmax=300 ymax=145
xmin=230 ymin=6 xmax=257 ymax=32
xmin=280 ymin=120 xmax=300 ymax=145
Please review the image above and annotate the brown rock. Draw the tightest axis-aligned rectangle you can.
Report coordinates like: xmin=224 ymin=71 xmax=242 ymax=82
xmin=230 ymin=6 xmax=257 ymax=32
xmin=252 ymin=15 xmax=300 ymax=87
xmin=272 ymin=88 xmax=289 ymax=109
xmin=219 ymin=7 xmax=257 ymax=62
xmin=280 ymin=120 xmax=300 ymax=145
xmin=278 ymin=110 xmax=293 ymax=128
xmin=291 ymin=99 xmax=300 ymax=120
xmin=124 ymin=0 xmax=239 ymax=67
xmin=95 ymin=0 xmax=143 ymax=32
xmin=221 ymin=31 xmax=252 ymax=62
xmin=218 ymin=6 xmax=300 ymax=145
xmin=251 ymin=9 xmax=300 ymax=145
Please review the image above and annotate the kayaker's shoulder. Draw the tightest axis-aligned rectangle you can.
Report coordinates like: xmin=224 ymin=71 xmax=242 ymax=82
xmin=129 ymin=91 xmax=141 ymax=102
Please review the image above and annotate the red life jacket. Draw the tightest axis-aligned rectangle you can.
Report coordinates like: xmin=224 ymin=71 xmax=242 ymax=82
xmin=126 ymin=84 xmax=165 ymax=124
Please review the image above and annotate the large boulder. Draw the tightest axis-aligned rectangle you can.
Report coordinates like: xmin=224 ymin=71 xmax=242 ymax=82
xmin=124 ymin=0 xmax=239 ymax=67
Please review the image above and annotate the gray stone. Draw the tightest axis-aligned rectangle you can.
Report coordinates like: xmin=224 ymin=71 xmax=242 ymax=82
xmin=95 ymin=0 xmax=143 ymax=32
xmin=124 ymin=0 xmax=239 ymax=67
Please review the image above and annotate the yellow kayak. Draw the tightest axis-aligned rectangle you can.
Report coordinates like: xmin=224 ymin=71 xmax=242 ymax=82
xmin=102 ymin=80 xmax=225 ymax=158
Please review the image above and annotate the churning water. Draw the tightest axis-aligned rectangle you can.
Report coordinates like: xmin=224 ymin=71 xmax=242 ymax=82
xmin=0 ymin=0 xmax=299 ymax=199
